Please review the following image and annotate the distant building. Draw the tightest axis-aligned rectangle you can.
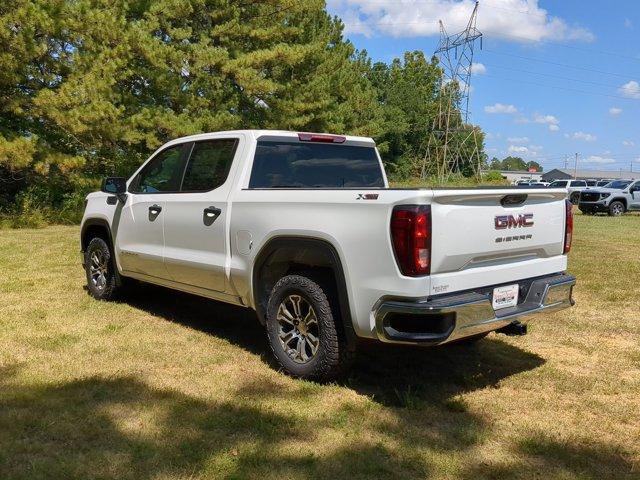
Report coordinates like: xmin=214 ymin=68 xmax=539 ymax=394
xmin=541 ymin=169 xmax=637 ymax=182
xmin=482 ymin=170 xmax=543 ymax=183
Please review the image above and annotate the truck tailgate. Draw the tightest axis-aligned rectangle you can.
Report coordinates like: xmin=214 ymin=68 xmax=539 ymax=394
xmin=430 ymin=188 xmax=567 ymax=276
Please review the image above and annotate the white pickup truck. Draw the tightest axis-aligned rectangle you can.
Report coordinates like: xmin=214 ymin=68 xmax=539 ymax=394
xmin=81 ymin=130 xmax=576 ymax=380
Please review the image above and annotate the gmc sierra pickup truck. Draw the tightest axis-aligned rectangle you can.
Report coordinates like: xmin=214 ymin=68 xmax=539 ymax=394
xmin=578 ymin=179 xmax=640 ymax=216
xmin=81 ymin=130 xmax=576 ymax=380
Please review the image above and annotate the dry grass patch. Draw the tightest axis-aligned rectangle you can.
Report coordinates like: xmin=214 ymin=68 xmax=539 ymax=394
xmin=0 ymin=214 xmax=639 ymax=479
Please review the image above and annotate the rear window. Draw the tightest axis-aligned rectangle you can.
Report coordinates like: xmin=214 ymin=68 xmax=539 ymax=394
xmin=549 ymin=180 xmax=568 ymax=187
xmin=249 ymin=140 xmax=384 ymax=188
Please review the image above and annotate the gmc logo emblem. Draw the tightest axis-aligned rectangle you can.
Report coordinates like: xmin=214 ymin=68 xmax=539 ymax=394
xmin=495 ymin=213 xmax=534 ymax=229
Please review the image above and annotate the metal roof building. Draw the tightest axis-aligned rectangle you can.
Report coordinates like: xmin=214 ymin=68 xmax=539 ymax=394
xmin=541 ymin=168 xmax=637 ymax=182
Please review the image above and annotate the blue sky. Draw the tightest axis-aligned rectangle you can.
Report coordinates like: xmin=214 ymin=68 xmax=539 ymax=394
xmin=326 ymin=0 xmax=640 ymax=173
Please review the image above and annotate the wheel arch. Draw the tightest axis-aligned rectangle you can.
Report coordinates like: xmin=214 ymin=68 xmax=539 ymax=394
xmin=81 ymin=218 xmax=114 ymax=252
xmin=610 ymin=197 xmax=627 ymax=210
xmin=252 ymin=236 xmax=356 ymax=347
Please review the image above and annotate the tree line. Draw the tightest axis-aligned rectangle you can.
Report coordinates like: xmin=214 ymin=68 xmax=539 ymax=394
xmin=0 ymin=0 xmax=485 ymax=225
xmin=488 ymin=156 xmax=543 ymax=172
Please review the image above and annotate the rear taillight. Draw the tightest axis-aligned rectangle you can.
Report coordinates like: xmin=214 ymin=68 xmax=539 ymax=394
xmin=564 ymin=199 xmax=573 ymax=254
xmin=390 ymin=205 xmax=431 ymax=276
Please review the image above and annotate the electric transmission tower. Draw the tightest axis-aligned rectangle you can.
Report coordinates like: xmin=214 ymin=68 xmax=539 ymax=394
xmin=422 ymin=1 xmax=483 ymax=182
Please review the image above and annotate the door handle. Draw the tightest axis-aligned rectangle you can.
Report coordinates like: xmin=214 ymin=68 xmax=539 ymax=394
xmin=203 ymin=206 xmax=221 ymax=225
xmin=149 ymin=204 xmax=162 ymax=215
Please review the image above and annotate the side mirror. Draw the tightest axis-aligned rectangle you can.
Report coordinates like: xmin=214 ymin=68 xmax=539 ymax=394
xmin=101 ymin=177 xmax=127 ymax=195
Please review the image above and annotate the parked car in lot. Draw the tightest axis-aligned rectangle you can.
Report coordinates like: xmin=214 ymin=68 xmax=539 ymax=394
xmin=596 ymin=179 xmax=614 ymax=187
xmin=548 ymin=179 xmax=588 ymax=204
xmin=80 ymin=130 xmax=576 ymax=380
xmin=578 ymin=179 xmax=640 ymax=216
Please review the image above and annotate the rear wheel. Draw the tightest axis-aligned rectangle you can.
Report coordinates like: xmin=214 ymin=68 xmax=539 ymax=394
xmin=84 ymin=237 xmax=122 ymax=300
xmin=266 ymin=274 xmax=349 ymax=381
xmin=608 ymin=201 xmax=625 ymax=216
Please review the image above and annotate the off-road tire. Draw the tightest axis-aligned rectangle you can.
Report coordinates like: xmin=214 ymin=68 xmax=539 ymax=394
xmin=266 ymin=274 xmax=350 ymax=381
xmin=608 ymin=201 xmax=625 ymax=217
xmin=84 ymin=237 xmax=121 ymax=300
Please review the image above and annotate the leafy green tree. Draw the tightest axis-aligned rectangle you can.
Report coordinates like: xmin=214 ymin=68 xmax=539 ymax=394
xmin=0 ymin=1 xmax=487 ymax=222
xmin=487 ymin=157 xmax=543 ymax=172
xmin=526 ymin=160 xmax=543 ymax=172
xmin=0 ymin=0 xmax=383 ymax=217
xmin=500 ymin=156 xmax=528 ymax=171
xmin=367 ymin=51 xmax=441 ymax=177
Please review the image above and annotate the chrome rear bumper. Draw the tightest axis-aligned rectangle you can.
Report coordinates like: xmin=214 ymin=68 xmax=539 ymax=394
xmin=374 ymin=273 xmax=575 ymax=345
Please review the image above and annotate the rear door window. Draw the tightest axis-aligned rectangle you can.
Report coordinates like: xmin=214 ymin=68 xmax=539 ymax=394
xmin=249 ymin=140 xmax=384 ymax=188
xmin=181 ymin=139 xmax=238 ymax=192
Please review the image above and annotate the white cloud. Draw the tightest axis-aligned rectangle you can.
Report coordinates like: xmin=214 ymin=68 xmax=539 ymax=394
xmin=532 ymin=113 xmax=560 ymax=131
xmin=619 ymin=80 xmax=640 ymax=99
xmin=484 ymin=103 xmax=518 ymax=114
xmin=507 ymin=144 xmax=540 ymax=157
xmin=328 ymin=0 xmax=595 ymax=42
xmin=623 ymin=140 xmax=635 ymax=147
xmin=508 ymin=145 xmax=530 ymax=154
xmin=571 ymin=131 xmax=597 ymax=142
xmin=533 ymin=113 xmax=559 ymax=125
xmin=583 ymin=155 xmax=615 ymax=164
xmin=507 ymin=136 xmax=529 ymax=143
xmin=471 ymin=62 xmax=486 ymax=75
xmin=609 ymin=107 xmax=623 ymax=116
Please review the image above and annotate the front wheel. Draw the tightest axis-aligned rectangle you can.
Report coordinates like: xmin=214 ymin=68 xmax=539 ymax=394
xmin=608 ymin=201 xmax=625 ymax=216
xmin=84 ymin=237 xmax=121 ymax=300
xmin=266 ymin=274 xmax=349 ymax=381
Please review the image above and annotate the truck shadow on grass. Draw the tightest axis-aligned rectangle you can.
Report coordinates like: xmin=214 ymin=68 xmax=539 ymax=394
xmin=121 ymin=282 xmax=544 ymax=408
xmin=3 ymin=280 xmax=631 ymax=479
xmin=0 ymin=367 xmax=443 ymax=479
xmin=1 ymin=362 xmax=632 ymax=479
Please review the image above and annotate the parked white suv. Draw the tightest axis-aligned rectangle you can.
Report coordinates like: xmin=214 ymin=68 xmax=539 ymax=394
xmin=548 ymin=179 xmax=588 ymax=204
xmin=81 ymin=130 xmax=576 ymax=380
xmin=578 ymin=179 xmax=640 ymax=216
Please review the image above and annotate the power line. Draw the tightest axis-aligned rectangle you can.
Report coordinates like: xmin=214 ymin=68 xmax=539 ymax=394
xmin=476 ymin=72 xmax=638 ymax=102
xmin=482 ymin=49 xmax=640 ymax=80
xmin=482 ymin=33 xmax=640 ymax=63
xmin=480 ymin=63 xmax=630 ymax=91
xmin=333 ymin=1 xmax=640 ymax=62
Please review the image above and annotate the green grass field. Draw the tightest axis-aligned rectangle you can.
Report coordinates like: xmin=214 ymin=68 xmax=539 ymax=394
xmin=1 ymin=213 xmax=639 ymax=479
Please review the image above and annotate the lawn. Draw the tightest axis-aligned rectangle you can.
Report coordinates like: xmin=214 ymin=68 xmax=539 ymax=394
xmin=0 ymin=213 xmax=638 ymax=479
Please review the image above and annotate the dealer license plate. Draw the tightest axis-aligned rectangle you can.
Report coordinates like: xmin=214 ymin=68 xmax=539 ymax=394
xmin=492 ymin=284 xmax=519 ymax=310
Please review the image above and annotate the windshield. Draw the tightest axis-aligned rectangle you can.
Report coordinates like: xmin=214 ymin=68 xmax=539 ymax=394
xmin=249 ymin=140 xmax=385 ymax=188
xmin=604 ymin=180 xmax=631 ymax=189
xmin=549 ymin=180 xmax=568 ymax=188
